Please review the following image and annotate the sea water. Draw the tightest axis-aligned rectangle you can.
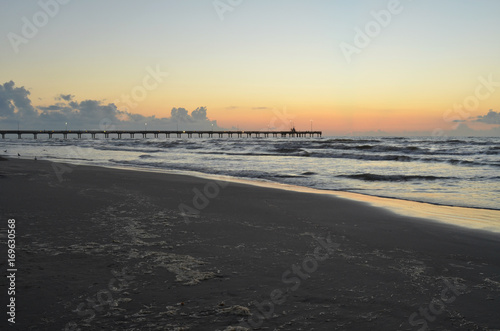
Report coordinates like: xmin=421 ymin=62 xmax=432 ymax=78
xmin=1 ymin=136 xmax=499 ymax=211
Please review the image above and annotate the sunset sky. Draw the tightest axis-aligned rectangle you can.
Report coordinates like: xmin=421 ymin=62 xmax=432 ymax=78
xmin=1 ymin=0 xmax=500 ymax=135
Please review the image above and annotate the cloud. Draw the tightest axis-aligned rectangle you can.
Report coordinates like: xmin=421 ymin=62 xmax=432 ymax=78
xmin=450 ymin=123 xmax=477 ymax=136
xmin=170 ymin=107 xmax=190 ymax=122
xmin=443 ymin=123 xmax=500 ymax=137
xmin=57 ymin=94 xmax=74 ymax=101
xmin=0 ymin=81 xmax=37 ymax=121
xmin=0 ymin=81 xmax=221 ymax=130
xmin=474 ymin=109 xmax=500 ymax=125
xmin=225 ymin=106 xmax=238 ymax=110
xmin=191 ymin=107 xmax=209 ymax=121
xmin=252 ymin=107 xmax=270 ymax=110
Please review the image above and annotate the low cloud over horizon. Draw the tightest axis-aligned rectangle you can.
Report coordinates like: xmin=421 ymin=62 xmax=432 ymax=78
xmin=475 ymin=109 xmax=500 ymax=125
xmin=0 ymin=81 xmax=220 ymax=131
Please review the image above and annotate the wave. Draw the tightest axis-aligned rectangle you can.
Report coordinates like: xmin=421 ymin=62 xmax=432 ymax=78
xmin=338 ymin=174 xmax=457 ymax=182
xmin=301 ymin=171 xmax=317 ymax=175
xmin=94 ymin=138 xmax=500 ymax=168
xmin=273 ymin=174 xmax=307 ymax=178
xmin=323 ymin=138 xmax=382 ymax=143
xmin=258 ymin=147 xmax=500 ymax=167
xmin=311 ymin=152 xmax=414 ymax=162
xmin=94 ymin=146 xmax=162 ymax=153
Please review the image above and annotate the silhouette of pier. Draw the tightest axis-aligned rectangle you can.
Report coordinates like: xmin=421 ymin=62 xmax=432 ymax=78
xmin=0 ymin=129 xmax=322 ymax=139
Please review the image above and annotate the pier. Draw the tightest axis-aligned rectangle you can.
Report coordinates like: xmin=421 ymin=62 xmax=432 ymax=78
xmin=0 ymin=130 xmax=322 ymax=139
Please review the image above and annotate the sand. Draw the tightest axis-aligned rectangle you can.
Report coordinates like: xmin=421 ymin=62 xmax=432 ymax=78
xmin=0 ymin=158 xmax=499 ymax=330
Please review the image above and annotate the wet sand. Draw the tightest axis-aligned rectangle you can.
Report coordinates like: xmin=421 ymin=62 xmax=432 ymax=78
xmin=1 ymin=158 xmax=499 ymax=330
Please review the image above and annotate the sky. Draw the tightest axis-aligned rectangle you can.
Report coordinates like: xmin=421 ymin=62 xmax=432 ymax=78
xmin=1 ymin=0 xmax=500 ymax=135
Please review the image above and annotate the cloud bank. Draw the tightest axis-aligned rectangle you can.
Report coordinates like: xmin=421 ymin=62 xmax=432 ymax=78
xmin=0 ymin=81 xmax=220 ymax=130
xmin=475 ymin=109 xmax=500 ymax=125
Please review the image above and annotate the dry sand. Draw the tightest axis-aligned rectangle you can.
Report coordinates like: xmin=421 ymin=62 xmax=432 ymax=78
xmin=0 ymin=158 xmax=499 ymax=330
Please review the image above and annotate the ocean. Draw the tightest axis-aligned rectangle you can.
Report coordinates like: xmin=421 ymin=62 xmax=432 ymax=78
xmin=1 ymin=136 xmax=499 ymax=211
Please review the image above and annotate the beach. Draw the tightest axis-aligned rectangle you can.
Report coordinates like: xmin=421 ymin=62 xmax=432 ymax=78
xmin=1 ymin=157 xmax=500 ymax=330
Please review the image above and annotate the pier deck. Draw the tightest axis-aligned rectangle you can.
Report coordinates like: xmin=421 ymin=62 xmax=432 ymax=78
xmin=0 ymin=130 xmax=322 ymax=139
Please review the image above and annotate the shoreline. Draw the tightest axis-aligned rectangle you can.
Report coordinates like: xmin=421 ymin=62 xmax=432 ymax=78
xmin=1 ymin=158 xmax=500 ymax=330
xmin=13 ymin=155 xmax=500 ymax=234
xmin=2 ymin=134 xmax=499 ymax=213
xmin=111 ymin=163 xmax=500 ymax=234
